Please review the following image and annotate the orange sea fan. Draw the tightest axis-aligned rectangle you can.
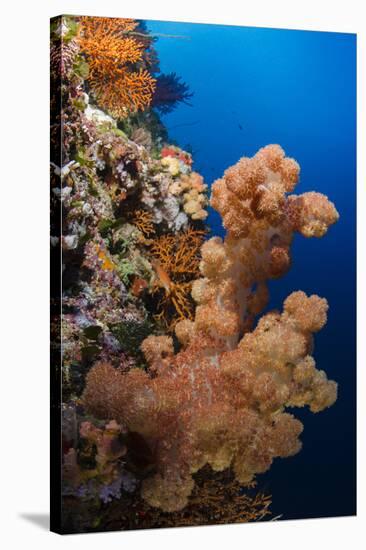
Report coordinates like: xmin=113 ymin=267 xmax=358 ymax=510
xmin=78 ymin=16 xmax=156 ymax=118
xmin=131 ymin=209 xmax=155 ymax=237
xmin=148 ymin=228 xmax=206 ymax=329
xmin=150 ymin=228 xmax=205 ymax=277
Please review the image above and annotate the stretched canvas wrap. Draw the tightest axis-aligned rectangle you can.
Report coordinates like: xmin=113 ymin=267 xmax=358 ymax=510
xmin=50 ymin=15 xmax=356 ymax=534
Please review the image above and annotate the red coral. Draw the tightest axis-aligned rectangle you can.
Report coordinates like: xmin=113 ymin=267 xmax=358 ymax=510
xmin=161 ymin=145 xmax=192 ymax=166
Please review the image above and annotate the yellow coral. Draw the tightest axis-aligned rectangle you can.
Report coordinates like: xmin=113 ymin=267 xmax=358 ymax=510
xmin=78 ymin=16 xmax=156 ymax=118
xmin=171 ymin=171 xmax=209 ymax=221
xmin=161 ymin=156 xmax=181 ymax=176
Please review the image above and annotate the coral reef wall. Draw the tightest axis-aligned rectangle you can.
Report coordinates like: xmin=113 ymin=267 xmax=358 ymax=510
xmin=51 ymin=15 xmax=340 ymax=531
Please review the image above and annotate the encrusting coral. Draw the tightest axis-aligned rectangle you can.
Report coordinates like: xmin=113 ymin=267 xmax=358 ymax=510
xmin=62 ymin=417 xmax=137 ymax=503
xmin=170 ymin=171 xmax=209 ymax=221
xmin=83 ymin=145 xmax=339 ymax=512
xmin=139 ymin=145 xmax=208 ymax=231
xmin=77 ymin=17 xmax=156 ymax=119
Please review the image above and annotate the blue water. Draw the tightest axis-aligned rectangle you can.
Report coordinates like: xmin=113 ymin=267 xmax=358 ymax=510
xmin=146 ymin=21 xmax=356 ymax=520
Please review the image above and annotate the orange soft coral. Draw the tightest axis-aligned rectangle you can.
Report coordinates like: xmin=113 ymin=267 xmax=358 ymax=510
xmin=83 ymin=145 xmax=339 ymax=512
xmin=83 ymin=292 xmax=336 ymax=510
xmin=211 ymin=144 xmax=338 ymax=239
xmin=195 ymin=145 xmax=339 ymax=341
xmin=78 ymin=17 xmax=156 ymax=118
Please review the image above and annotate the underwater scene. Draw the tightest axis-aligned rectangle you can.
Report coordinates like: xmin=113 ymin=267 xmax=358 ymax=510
xmin=50 ymin=15 xmax=356 ymax=533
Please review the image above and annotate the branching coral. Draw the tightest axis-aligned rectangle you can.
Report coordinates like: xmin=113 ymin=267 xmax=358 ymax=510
xmin=130 ymin=209 xmax=155 ymax=237
xmin=143 ymin=468 xmax=272 ymax=527
xmin=83 ymin=145 xmax=339 ymax=513
xmin=105 ymin=468 xmax=272 ymax=530
xmin=64 ymin=466 xmax=272 ymax=531
xmin=78 ymin=17 xmax=156 ymax=118
xmin=148 ymin=228 xmax=206 ymax=328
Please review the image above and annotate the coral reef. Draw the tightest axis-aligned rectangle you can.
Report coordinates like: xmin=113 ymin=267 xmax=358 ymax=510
xmin=83 ymin=146 xmax=339 ymax=512
xmin=61 ymin=466 xmax=272 ymax=532
xmin=52 ymin=15 xmax=340 ymax=531
xmin=51 ymin=18 xmax=211 ymax=520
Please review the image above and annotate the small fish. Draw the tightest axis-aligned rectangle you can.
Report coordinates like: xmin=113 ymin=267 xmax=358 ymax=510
xmin=238 ymin=124 xmax=243 ymax=131
xmin=151 ymin=260 xmax=173 ymax=295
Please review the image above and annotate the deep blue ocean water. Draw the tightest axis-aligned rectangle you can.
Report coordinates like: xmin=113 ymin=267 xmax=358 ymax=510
xmin=147 ymin=20 xmax=356 ymax=520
